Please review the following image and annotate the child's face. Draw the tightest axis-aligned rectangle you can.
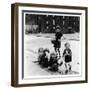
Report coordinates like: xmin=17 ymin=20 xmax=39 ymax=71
xmin=45 ymin=51 xmax=49 ymax=56
xmin=65 ymin=44 xmax=70 ymax=49
xmin=56 ymin=29 xmax=60 ymax=32
xmin=51 ymin=54 xmax=56 ymax=58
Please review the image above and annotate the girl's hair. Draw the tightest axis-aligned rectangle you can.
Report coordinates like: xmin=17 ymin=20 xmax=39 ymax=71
xmin=50 ymin=52 xmax=56 ymax=57
xmin=64 ymin=42 xmax=70 ymax=47
xmin=56 ymin=25 xmax=60 ymax=29
xmin=43 ymin=48 xmax=50 ymax=53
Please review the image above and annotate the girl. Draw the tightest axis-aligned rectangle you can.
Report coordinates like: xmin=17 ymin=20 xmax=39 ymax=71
xmin=63 ymin=43 xmax=72 ymax=74
xmin=51 ymin=26 xmax=63 ymax=58
xmin=48 ymin=52 xmax=58 ymax=71
xmin=39 ymin=48 xmax=50 ymax=68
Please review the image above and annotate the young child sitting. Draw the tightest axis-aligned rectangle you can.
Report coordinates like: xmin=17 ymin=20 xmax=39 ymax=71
xmin=38 ymin=48 xmax=50 ymax=68
xmin=63 ymin=43 xmax=72 ymax=74
xmin=48 ymin=52 xmax=58 ymax=71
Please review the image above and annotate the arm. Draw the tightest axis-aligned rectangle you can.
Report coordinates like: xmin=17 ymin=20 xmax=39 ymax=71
xmin=69 ymin=49 xmax=72 ymax=56
xmin=63 ymin=49 xmax=66 ymax=57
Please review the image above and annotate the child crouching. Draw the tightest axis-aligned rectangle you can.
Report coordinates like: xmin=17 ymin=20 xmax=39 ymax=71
xmin=48 ymin=52 xmax=58 ymax=71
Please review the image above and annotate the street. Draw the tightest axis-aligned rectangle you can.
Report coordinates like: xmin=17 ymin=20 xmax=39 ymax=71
xmin=24 ymin=33 xmax=81 ymax=77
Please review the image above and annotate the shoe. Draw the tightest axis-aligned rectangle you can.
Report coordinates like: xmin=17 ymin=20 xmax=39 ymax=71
xmin=69 ymin=66 xmax=71 ymax=71
xmin=65 ymin=70 xmax=68 ymax=74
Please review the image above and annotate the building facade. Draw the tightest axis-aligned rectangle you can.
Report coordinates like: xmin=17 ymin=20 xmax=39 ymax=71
xmin=25 ymin=14 xmax=80 ymax=34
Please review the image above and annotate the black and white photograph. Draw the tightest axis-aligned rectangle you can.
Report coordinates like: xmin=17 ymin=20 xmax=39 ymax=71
xmin=24 ymin=13 xmax=81 ymax=77
xmin=11 ymin=3 xmax=87 ymax=86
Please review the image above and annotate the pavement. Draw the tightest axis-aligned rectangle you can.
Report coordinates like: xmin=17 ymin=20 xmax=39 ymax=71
xmin=24 ymin=33 xmax=81 ymax=77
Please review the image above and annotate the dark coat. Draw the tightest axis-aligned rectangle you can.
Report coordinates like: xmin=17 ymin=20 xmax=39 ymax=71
xmin=51 ymin=40 xmax=61 ymax=48
xmin=48 ymin=56 xmax=58 ymax=71
xmin=39 ymin=54 xmax=48 ymax=67
xmin=49 ymin=57 xmax=57 ymax=66
xmin=63 ymin=48 xmax=72 ymax=63
xmin=55 ymin=31 xmax=63 ymax=40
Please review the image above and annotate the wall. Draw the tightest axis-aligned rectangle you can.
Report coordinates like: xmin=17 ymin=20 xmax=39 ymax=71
xmin=0 ymin=0 xmax=89 ymax=90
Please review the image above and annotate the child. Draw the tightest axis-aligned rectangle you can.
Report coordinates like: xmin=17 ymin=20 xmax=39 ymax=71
xmin=58 ymin=58 xmax=66 ymax=74
xmin=51 ymin=39 xmax=61 ymax=58
xmin=48 ymin=52 xmax=58 ymax=71
xmin=55 ymin=26 xmax=63 ymax=41
xmin=51 ymin=26 xmax=63 ymax=58
xmin=39 ymin=48 xmax=50 ymax=68
xmin=38 ymin=48 xmax=44 ymax=65
xmin=63 ymin=43 xmax=72 ymax=74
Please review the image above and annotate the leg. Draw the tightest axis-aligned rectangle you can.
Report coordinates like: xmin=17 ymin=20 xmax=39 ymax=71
xmin=54 ymin=47 xmax=57 ymax=52
xmin=54 ymin=48 xmax=58 ymax=58
xmin=68 ymin=63 xmax=72 ymax=71
xmin=58 ymin=48 xmax=61 ymax=58
xmin=65 ymin=63 xmax=68 ymax=74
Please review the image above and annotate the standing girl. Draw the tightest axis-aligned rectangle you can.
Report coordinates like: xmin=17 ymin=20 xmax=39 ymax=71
xmin=63 ymin=42 xmax=72 ymax=74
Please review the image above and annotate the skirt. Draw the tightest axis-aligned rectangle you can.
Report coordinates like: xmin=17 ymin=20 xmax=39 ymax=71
xmin=65 ymin=55 xmax=72 ymax=63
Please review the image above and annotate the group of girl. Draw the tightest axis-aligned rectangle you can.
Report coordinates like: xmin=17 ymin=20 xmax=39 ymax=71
xmin=37 ymin=26 xmax=72 ymax=74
